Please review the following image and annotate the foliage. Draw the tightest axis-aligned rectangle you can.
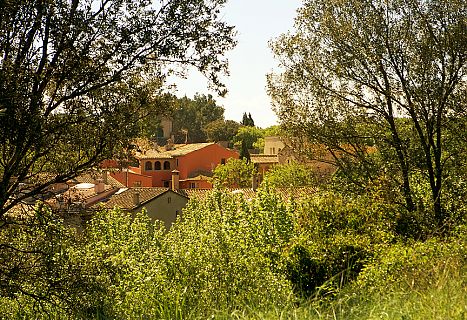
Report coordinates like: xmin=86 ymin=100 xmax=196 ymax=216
xmin=212 ymin=158 xmax=256 ymax=188
xmin=0 ymin=204 xmax=103 ymax=318
xmin=162 ymin=190 xmax=295 ymax=316
xmin=262 ymin=162 xmax=317 ymax=187
xmin=233 ymin=126 xmax=264 ymax=151
xmin=203 ymin=119 xmax=241 ymax=143
xmin=253 ymin=125 xmax=282 ymax=151
xmin=281 ymin=189 xmax=398 ymax=298
xmin=268 ymin=0 xmax=467 ymax=226
xmin=0 ymin=0 xmax=236 ymax=216
xmin=171 ymin=93 xmax=225 ymax=143
xmin=138 ymin=92 xmax=179 ymax=140
xmin=0 ymin=188 xmax=465 ymax=319
xmin=241 ymin=112 xmax=255 ymax=127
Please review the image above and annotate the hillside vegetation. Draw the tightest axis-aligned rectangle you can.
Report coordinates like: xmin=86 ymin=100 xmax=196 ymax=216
xmin=1 ymin=181 xmax=465 ymax=319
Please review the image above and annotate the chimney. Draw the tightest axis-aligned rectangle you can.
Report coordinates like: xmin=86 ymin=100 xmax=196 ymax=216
xmin=171 ymin=170 xmax=180 ymax=190
xmin=102 ymin=171 xmax=108 ymax=184
xmin=94 ymin=178 xmax=105 ymax=193
xmin=133 ymin=191 xmax=140 ymax=207
xmin=165 ymin=138 xmax=174 ymax=151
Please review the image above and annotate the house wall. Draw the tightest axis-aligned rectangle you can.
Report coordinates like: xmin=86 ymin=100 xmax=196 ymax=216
xmin=141 ymin=159 xmax=176 ymax=187
xmin=134 ymin=191 xmax=188 ymax=229
xmin=177 ymin=144 xmax=239 ymax=180
xmin=179 ymin=179 xmax=212 ymax=189
xmin=134 ymin=144 xmax=238 ymax=188
xmin=110 ymin=171 xmax=153 ymax=187
xmin=264 ymin=136 xmax=285 ymax=155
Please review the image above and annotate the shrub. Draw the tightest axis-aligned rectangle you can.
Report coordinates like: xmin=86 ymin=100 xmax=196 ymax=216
xmin=355 ymin=232 xmax=466 ymax=292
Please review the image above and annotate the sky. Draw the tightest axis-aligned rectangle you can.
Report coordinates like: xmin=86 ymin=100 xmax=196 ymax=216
xmin=169 ymin=0 xmax=302 ymax=128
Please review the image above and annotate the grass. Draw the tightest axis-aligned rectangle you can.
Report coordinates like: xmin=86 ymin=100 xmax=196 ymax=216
xmin=209 ymin=257 xmax=466 ymax=320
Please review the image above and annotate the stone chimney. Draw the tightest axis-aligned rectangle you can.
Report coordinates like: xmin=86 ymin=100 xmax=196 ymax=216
xmin=102 ymin=171 xmax=108 ymax=184
xmin=94 ymin=178 xmax=105 ymax=194
xmin=133 ymin=191 xmax=140 ymax=207
xmin=171 ymin=170 xmax=180 ymax=190
xmin=165 ymin=138 xmax=174 ymax=151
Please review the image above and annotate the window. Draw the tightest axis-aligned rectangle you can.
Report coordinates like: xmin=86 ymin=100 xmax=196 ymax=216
xmin=221 ymin=158 xmax=226 ymax=165
xmin=167 ymin=197 xmax=171 ymax=204
xmin=272 ymin=147 xmax=276 ymax=154
xmin=163 ymin=161 xmax=171 ymax=170
xmin=163 ymin=181 xmax=170 ymax=188
xmin=176 ymin=159 xmax=179 ymax=167
xmin=145 ymin=161 xmax=152 ymax=171
xmin=154 ymin=161 xmax=161 ymax=170
xmin=190 ymin=182 xmax=196 ymax=189
xmin=133 ymin=181 xmax=141 ymax=187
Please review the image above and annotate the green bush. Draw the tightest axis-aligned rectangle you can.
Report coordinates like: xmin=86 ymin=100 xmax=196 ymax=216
xmin=355 ymin=232 xmax=466 ymax=292
xmin=283 ymin=235 xmax=372 ymax=299
xmin=1 ymin=187 xmax=464 ymax=319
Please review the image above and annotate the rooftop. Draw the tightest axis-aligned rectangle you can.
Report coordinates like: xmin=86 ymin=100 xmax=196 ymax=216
xmin=103 ymin=187 xmax=187 ymax=210
xmin=250 ymin=154 xmax=279 ymax=164
xmin=73 ymin=172 xmax=125 ymax=188
xmin=179 ymin=174 xmax=212 ymax=182
xmin=137 ymin=143 xmax=215 ymax=159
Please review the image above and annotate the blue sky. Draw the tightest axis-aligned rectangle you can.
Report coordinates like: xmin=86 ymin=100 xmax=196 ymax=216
xmin=170 ymin=0 xmax=302 ymax=128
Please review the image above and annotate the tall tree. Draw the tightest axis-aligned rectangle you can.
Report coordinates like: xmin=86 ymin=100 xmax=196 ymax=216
xmin=247 ymin=113 xmax=255 ymax=127
xmin=241 ymin=112 xmax=255 ymax=126
xmin=268 ymin=0 xmax=467 ymax=226
xmin=212 ymin=158 xmax=256 ymax=188
xmin=203 ymin=119 xmax=240 ymax=143
xmin=0 ymin=0 xmax=235 ymax=216
xmin=233 ymin=126 xmax=264 ymax=151
xmin=171 ymin=93 xmax=225 ymax=143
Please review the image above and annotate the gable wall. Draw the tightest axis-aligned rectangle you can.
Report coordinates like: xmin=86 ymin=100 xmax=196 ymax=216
xmin=177 ymin=144 xmax=239 ymax=179
xmin=133 ymin=191 xmax=188 ymax=229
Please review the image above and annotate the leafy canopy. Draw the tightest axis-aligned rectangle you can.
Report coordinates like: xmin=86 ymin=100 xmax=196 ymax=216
xmin=268 ymin=0 xmax=467 ymax=226
xmin=212 ymin=158 xmax=256 ymax=188
xmin=0 ymin=0 xmax=236 ymax=216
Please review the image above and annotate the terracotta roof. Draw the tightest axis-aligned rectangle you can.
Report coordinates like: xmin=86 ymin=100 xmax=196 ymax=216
xmin=55 ymin=183 xmax=114 ymax=204
xmin=103 ymin=187 xmax=188 ymax=210
xmin=181 ymin=187 xmax=315 ymax=202
xmin=177 ymin=189 xmax=211 ymax=199
xmin=228 ymin=188 xmax=257 ymax=199
xmin=137 ymin=143 xmax=215 ymax=159
xmin=274 ymin=186 xmax=316 ymax=200
xmin=74 ymin=173 xmax=125 ymax=188
xmin=179 ymin=188 xmax=257 ymax=201
xmin=179 ymin=174 xmax=212 ymax=182
xmin=250 ymin=154 xmax=279 ymax=164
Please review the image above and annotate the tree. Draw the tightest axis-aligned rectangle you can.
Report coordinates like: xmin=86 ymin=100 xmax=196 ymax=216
xmin=0 ymin=0 xmax=235 ymax=216
xmin=268 ymin=0 xmax=467 ymax=226
xmin=203 ymin=119 xmax=240 ymax=143
xmin=253 ymin=125 xmax=283 ymax=151
xmin=171 ymin=93 xmax=225 ymax=143
xmin=233 ymin=126 xmax=264 ymax=151
xmin=262 ymin=162 xmax=317 ymax=188
xmin=138 ymin=93 xmax=179 ymax=140
xmin=241 ymin=112 xmax=255 ymax=126
xmin=212 ymin=158 xmax=256 ymax=188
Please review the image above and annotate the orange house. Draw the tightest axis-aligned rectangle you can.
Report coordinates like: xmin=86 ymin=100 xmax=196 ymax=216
xmin=110 ymin=167 xmax=153 ymax=188
xmin=115 ymin=143 xmax=238 ymax=189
